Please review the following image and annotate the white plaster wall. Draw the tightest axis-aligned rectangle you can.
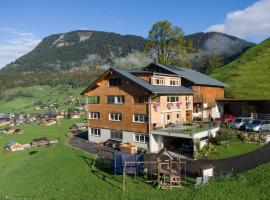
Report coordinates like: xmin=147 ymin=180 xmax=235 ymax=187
xmin=211 ymin=105 xmax=221 ymax=119
xmin=149 ymin=134 xmax=164 ymax=153
xmin=88 ymin=128 xmax=110 ymax=143
xmin=88 ymin=128 xmax=149 ymax=149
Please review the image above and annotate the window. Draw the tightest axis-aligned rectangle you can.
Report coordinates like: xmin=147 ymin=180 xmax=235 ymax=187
xmin=89 ymin=96 xmax=99 ymax=104
xmin=186 ymin=96 xmax=190 ymax=109
xmin=109 ymin=113 xmax=122 ymax=121
xmin=107 ymin=96 xmax=125 ymax=104
xmin=133 ymin=96 xmax=146 ymax=104
xmin=176 ymin=114 xmax=180 ymax=119
xmin=109 ymin=78 xmax=121 ymax=87
xmin=89 ymin=112 xmax=100 ymax=119
xmin=167 ymin=114 xmax=171 ymax=120
xmin=135 ymin=133 xmax=149 ymax=143
xmin=110 ymin=130 xmax=123 ymax=140
xmin=153 ymin=77 xmax=165 ymax=85
xmin=170 ymin=79 xmax=180 ymax=86
xmin=133 ymin=114 xmax=148 ymax=123
xmin=167 ymin=96 xmax=179 ymax=102
xmin=90 ymin=128 xmax=101 ymax=136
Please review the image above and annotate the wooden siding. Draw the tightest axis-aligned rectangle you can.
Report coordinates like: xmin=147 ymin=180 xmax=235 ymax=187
xmin=84 ymin=72 xmax=150 ymax=133
xmin=192 ymin=85 xmax=224 ymax=107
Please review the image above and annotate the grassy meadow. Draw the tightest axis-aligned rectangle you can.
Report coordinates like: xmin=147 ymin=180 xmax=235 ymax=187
xmin=206 ymin=141 xmax=262 ymax=160
xmin=211 ymin=38 xmax=270 ymax=99
xmin=0 ymin=118 xmax=270 ymax=199
xmin=0 ymin=85 xmax=85 ymax=113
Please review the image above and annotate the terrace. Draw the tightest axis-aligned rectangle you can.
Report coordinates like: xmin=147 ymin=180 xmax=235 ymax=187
xmin=152 ymin=122 xmax=220 ymax=139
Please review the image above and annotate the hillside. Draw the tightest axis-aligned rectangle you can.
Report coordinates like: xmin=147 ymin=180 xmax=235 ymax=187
xmin=1 ymin=30 xmax=146 ymax=74
xmin=186 ymin=32 xmax=254 ymax=72
xmin=1 ymin=31 xmax=253 ymax=75
xmin=211 ymin=37 xmax=270 ymax=99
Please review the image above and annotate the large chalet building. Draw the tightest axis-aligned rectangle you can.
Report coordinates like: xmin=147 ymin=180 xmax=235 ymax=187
xmin=81 ymin=62 xmax=226 ymax=153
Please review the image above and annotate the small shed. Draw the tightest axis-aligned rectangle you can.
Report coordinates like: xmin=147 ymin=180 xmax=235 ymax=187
xmin=32 ymin=137 xmax=49 ymax=146
xmin=200 ymin=164 xmax=214 ymax=177
xmin=5 ymin=141 xmax=24 ymax=152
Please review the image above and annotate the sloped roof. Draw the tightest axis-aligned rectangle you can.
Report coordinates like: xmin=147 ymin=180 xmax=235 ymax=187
xmin=145 ymin=63 xmax=228 ymax=87
xmin=112 ymin=68 xmax=194 ymax=95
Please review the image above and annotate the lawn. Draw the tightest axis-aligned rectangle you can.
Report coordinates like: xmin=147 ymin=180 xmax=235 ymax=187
xmin=211 ymin=37 xmax=270 ymax=99
xmin=206 ymin=141 xmax=262 ymax=160
xmin=1 ymin=119 xmax=270 ymax=199
xmin=0 ymin=85 xmax=85 ymax=113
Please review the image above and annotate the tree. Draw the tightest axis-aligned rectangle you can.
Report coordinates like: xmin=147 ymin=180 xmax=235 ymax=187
xmin=145 ymin=20 xmax=193 ymax=65
xmin=207 ymin=55 xmax=223 ymax=73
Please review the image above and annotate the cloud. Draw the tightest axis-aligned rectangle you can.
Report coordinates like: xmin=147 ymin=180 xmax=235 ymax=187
xmin=0 ymin=28 xmax=41 ymax=68
xmin=205 ymin=0 xmax=270 ymax=42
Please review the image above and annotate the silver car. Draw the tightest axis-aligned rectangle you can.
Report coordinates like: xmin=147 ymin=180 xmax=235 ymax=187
xmin=245 ymin=120 xmax=270 ymax=132
xmin=258 ymin=120 xmax=270 ymax=132
xmin=230 ymin=118 xmax=250 ymax=130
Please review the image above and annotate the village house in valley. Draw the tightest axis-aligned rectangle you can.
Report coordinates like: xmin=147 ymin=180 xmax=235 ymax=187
xmin=81 ymin=63 xmax=226 ymax=153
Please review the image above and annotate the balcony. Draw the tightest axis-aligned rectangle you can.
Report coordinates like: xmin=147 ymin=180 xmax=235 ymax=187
xmin=194 ymin=94 xmax=203 ymax=103
xmin=152 ymin=122 xmax=220 ymax=138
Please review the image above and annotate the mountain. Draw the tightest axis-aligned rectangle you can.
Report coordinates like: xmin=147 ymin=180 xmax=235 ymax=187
xmin=1 ymin=31 xmax=253 ymax=75
xmin=1 ymin=30 xmax=146 ymax=74
xmin=186 ymin=32 xmax=254 ymax=72
xmin=211 ymin=37 xmax=270 ymax=99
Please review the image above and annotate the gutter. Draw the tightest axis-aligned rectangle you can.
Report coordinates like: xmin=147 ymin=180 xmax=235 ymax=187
xmin=148 ymin=93 xmax=158 ymax=134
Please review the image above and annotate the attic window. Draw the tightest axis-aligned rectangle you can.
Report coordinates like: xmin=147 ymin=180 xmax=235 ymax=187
xmin=109 ymin=78 xmax=121 ymax=87
xmin=153 ymin=77 xmax=165 ymax=85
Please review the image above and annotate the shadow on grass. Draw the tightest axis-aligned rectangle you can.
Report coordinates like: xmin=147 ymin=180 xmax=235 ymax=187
xmin=80 ymin=155 xmax=123 ymax=191
xmin=29 ymin=150 xmax=38 ymax=155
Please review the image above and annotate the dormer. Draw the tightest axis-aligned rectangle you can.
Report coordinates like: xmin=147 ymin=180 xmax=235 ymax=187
xmin=152 ymin=74 xmax=181 ymax=86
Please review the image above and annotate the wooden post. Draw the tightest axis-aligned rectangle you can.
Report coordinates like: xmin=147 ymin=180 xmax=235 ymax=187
xmin=122 ymin=161 xmax=126 ymax=192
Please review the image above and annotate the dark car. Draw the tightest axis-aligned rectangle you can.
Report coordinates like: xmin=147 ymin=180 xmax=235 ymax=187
xmin=229 ymin=117 xmax=250 ymax=130
xmin=245 ymin=119 xmax=262 ymax=132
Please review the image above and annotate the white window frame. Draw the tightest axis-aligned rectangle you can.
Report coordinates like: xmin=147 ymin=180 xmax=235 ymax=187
xmin=153 ymin=76 xmax=165 ymax=85
xmin=133 ymin=114 xmax=148 ymax=123
xmin=109 ymin=113 xmax=122 ymax=121
xmin=170 ymin=78 xmax=180 ymax=86
xmin=107 ymin=96 xmax=125 ymax=104
xmin=89 ymin=112 xmax=100 ymax=119
xmin=134 ymin=133 xmax=149 ymax=143
xmin=90 ymin=128 xmax=101 ymax=137
xmin=167 ymin=96 xmax=179 ymax=103
xmin=186 ymin=96 xmax=190 ymax=109
xmin=110 ymin=130 xmax=123 ymax=140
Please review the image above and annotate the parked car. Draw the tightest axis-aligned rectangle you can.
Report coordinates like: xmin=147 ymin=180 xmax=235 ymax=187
xmin=245 ymin=119 xmax=270 ymax=132
xmin=221 ymin=114 xmax=236 ymax=124
xmin=229 ymin=117 xmax=250 ymax=130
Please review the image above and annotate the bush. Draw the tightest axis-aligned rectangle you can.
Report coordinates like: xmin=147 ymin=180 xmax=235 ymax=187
xmin=213 ymin=128 xmax=237 ymax=144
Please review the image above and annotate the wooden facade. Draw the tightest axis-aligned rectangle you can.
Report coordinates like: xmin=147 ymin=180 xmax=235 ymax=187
xmin=192 ymin=85 xmax=224 ymax=108
xmin=84 ymin=71 xmax=150 ymax=133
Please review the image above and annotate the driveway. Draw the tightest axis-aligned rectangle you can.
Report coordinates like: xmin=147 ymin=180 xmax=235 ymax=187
xmin=69 ymin=135 xmax=270 ymax=176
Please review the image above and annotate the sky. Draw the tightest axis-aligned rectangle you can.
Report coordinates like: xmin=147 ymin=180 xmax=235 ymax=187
xmin=1 ymin=0 xmax=270 ymax=68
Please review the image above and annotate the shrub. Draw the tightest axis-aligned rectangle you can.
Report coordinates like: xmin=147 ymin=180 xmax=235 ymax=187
xmin=214 ymin=128 xmax=237 ymax=144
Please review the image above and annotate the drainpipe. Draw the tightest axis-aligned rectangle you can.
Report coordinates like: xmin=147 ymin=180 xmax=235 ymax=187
xmin=148 ymin=93 xmax=157 ymax=152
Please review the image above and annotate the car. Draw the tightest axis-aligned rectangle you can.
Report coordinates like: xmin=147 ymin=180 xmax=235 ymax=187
xmin=245 ymin=119 xmax=268 ymax=132
xmin=221 ymin=114 xmax=236 ymax=124
xmin=258 ymin=120 xmax=270 ymax=132
xmin=230 ymin=117 xmax=250 ymax=130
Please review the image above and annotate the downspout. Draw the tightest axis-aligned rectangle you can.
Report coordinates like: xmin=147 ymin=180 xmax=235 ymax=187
xmin=148 ymin=93 xmax=158 ymax=133
xmin=148 ymin=93 xmax=157 ymax=153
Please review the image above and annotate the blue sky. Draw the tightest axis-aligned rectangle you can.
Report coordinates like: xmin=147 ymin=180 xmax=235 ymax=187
xmin=1 ymin=0 xmax=270 ymax=68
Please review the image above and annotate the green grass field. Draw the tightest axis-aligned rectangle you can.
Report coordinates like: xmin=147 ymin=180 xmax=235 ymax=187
xmin=211 ymin=38 xmax=270 ymax=99
xmin=0 ymin=85 xmax=85 ymax=113
xmin=0 ymin=118 xmax=270 ymax=199
xmin=206 ymin=141 xmax=262 ymax=160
